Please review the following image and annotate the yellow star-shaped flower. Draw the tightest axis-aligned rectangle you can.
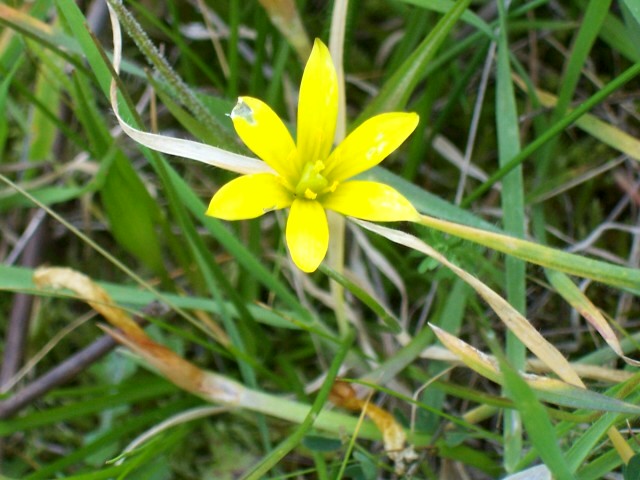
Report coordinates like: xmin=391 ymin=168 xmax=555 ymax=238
xmin=206 ymin=39 xmax=419 ymax=272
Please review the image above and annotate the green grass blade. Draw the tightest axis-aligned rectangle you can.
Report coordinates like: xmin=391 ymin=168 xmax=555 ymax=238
xmin=0 ymin=60 xmax=21 ymax=155
xmin=497 ymin=353 xmax=575 ymax=480
xmin=0 ymin=379 xmax=177 ymax=435
xmin=396 ymin=0 xmax=493 ymax=37
xmin=24 ymin=398 xmax=196 ymax=479
xmin=462 ymin=61 xmax=640 ymax=206
xmin=319 ymin=264 xmax=401 ymax=333
xmin=417 ymin=214 xmax=640 ymax=292
xmin=496 ymin=0 xmax=526 ymax=470
xmin=241 ymin=330 xmax=355 ymax=479
xmin=357 ymin=0 xmax=473 ymax=120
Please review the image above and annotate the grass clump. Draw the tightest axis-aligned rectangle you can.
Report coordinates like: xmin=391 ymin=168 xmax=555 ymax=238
xmin=2 ymin=0 xmax=640 ymax=478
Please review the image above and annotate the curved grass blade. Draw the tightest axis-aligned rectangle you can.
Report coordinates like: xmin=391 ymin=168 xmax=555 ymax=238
xmin=241 ymin=330 xmax=355 ymax=479
xmin=358 ymin=0 xmax=473 ymax=120
xmin=319 ymin=264 xmax=401 ymax=334
xmin=490 ymin=339 xmax=575 ymax=480
xmin=432 ymin=325 xmax=640 ymax=415
xmin=547 ymin=270 xmax=640 ymax=366
xmin=417 ymin=213 xmax=640 ymax=292
xmin=462 ymin=61 xmax=640 ymax=206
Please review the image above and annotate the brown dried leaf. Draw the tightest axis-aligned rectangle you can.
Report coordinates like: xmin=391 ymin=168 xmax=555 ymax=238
xmin=98 ymin=325 xmax=208 ymax=396
xmin=330 ymin=381 xmax=417 ymax=474
xmin=33 ymin=267 xmax=145 ymax=339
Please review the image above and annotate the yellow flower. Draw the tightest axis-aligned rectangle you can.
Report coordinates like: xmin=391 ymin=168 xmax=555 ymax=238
xmin=206 ymin=39 xmax=419 ymax=272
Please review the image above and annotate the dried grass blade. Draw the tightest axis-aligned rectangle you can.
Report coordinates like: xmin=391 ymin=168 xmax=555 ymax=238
xmin=355 ymin=220 xmax=582 ymax=386
xmin=106 ymin=1 xmax=271 ymax=175
xmin=547 ymin=270 xmax=640 ymax=366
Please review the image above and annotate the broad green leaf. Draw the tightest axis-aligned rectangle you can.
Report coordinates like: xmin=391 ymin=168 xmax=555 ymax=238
xmin=100 ymin=154 xmax=166 ymax=275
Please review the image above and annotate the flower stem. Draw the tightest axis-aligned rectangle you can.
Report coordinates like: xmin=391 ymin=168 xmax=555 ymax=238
xmin=328 ymin=212 xmax=348 ymax=338
xmin=327 ymin=0 xmax=350 ymax=338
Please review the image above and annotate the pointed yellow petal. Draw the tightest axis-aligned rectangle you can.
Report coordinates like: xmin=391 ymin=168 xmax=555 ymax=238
xmin=297 ymin=39 xmax=338 ymax=165
xmin=322 ymin=181 xmax=418 ymax=221
xmin=324 ymin=112 xmax=419 ymax=182
xmin=231 ymin=97 xmax=298 ymax=186
xmin=206 ymin=174 xmax=293 ymax=220
xmin=285 ymin=199 xmax=328 ymax=272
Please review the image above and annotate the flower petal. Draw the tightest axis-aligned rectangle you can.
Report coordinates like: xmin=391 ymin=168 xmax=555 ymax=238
xmin=206 ymin=174 xmax=293 ymax=220
xmin=230 ymin=97 xmax=299 ymax=186
xmin=322 ymin=181 xmax=418 ymax=221
xmin=324 ymin=112 xmax=419 ymax=182
xmin=286 ymin=199 xmax=329 ymax=272
xmin=297 ymin=39 xmax=338 ymax=166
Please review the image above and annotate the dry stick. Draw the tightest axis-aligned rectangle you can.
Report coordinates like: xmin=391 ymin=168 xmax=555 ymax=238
xmin=0 ymin=3 xmax=113 ymax=472
xmin=0 ymin=335 xmax=117 ymax=419
xmin=1 ymin=159 xmax=58 ymax=388
xmin=0 ymin=0 xmax=111 ymax=393
xmin=0 ymin=302 xmax=165 ymax=420
xmin=0 ymin=218 xmax=47 ymax=390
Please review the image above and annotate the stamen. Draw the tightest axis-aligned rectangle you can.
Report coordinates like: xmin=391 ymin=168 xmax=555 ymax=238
xmin=295 ymin=160 xmax=329 ymax=198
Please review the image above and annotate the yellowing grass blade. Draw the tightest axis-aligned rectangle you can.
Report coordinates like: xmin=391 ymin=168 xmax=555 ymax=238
xmin=547 ymin=270 xmax=640 ymax=366
xmin=416 ymin=213 xmax=640 ymax=292
xmin=358 ymin=221 xmax=635 ymax=461
xmin=33 ymin=267 xmax=145 ymax=339
xmin=431 ymin=325 xmax=640 ymax=414
xmin=33 ymin=266 xmax=381 ymax=440
xmin=355 ymin=220 xmax=582 ymax=386
xmin=513 ymin=75 xmax=640 ymax=162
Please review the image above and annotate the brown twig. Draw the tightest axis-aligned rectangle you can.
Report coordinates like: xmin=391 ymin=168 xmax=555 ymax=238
xmin=0 ymin=301 xmax=166 ymax=420
xmin=0 ymin=335 xmax=117 ymax=420
xmin=0 ymin=0 xmax=113 ymax=394
xmin=1 ymin=212 xmax=48 ymax=390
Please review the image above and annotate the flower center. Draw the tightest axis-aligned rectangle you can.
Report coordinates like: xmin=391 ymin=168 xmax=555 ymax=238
xmin=294 ymin=161 xmax=337 ymax=200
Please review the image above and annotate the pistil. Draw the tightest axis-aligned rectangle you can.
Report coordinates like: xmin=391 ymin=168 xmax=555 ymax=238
xmin=295 ymin=161 xmax=329 ymax=199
